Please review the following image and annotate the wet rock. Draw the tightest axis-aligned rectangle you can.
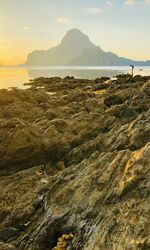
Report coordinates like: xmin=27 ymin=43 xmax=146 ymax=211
xmin=104 ymin=94 xmax=123 ymax=107
xmin=0 ymin=227 xmax=19 ymax=241
xmin=43 ymin=125 xmax=70 ymax=161
xmin=0 ymin=121 xmax=45 ymax=170
xmin=0 ymin=75 xmax=150 ymax=250
xmin=64 ymin=76 xmax=74 ymax=80
xmin=32 ymin=194 xmax=46 ymax=210
xmin=110 ymin=105 xmax=138 ymax=121
xmin=44 ymin=109 xmax=57 ymax=120
xmin=116 ymin=73 xmax=131 ymax=79
xmin=94 ymin=77 xmax=110 ymax=84
xmin=57 ymin=161 xmax=65 ymax=170
xmin=0 ymin=242 xmax=17 ymax=250
xmin=49 ymin=119 xmax=69 ymax=133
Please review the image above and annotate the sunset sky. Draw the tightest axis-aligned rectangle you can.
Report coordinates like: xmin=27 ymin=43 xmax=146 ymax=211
xmin=0 ymin=0 xmax=150 ymax=66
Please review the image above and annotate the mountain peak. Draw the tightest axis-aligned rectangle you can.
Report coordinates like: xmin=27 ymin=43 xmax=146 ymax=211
xmin=26 ymin=29 xmax=150 ymax=66
xmin=60 ymin=28 xmax=92 ymax=47
xmin=65 ymin=28 xmax=84 ymax=34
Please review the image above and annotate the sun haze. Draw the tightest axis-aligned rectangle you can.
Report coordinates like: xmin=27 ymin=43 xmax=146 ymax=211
xmin=0 ymin=0 xmax=150 ymax=66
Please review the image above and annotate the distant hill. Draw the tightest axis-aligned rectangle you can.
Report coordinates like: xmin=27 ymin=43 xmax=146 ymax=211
xmin=26 ymin=29 xmax=150 ymax=66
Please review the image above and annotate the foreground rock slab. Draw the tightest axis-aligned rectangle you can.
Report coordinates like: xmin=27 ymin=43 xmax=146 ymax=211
xmin=0 ymin=74 xmax=150 ymax=250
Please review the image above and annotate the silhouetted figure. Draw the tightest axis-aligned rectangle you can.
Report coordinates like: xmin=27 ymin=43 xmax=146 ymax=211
xmin=130 ymin=65 xmax=134 ymax=77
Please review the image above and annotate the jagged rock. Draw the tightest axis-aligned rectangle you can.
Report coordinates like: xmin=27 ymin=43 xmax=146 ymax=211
xmin=0 ymin=120 xmax=45 ymax=170
xmin=0 ymin=242 xmax=17 ymax=250
xmin=0 ymin=227 xmax=19 ymax=241
xmin=116 ymin=73 xmax=131 ymax=79
xmin=104 ymin=94 xmax=123 ymax=107
xmin=44 ymin=109 xmax=57 ymax=120
xmin=0 ymin=75 xmax=150 ymax=250
xmin=43 ymin=125 xmax=70 ymax=161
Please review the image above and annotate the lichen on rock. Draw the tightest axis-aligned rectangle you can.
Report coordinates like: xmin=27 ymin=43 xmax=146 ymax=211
xmin=52 ymin=233 xmax=74 ymax=250
xmin=0 ymin=75 xmax=150 ymax=250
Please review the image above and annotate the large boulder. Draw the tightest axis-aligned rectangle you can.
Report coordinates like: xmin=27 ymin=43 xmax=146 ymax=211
xmin=0 ymin=242 xmax=17 ymax=250
xmin=0 ymin=227 xmax=19 ymax=241
xmin=104 ymin=94 xmax=123 ymax=107
xmin=0 ymin=119 xmax=45 ymax=170
xmin=43 ymin=125 xmax=70 ymax=161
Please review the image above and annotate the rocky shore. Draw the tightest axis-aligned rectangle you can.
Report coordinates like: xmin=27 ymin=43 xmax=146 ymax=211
xmin=0 ymin=74 xmax=150 ymax=250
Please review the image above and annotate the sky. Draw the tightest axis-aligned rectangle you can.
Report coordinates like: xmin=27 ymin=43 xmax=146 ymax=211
xmin=0 ymin=0 xmax=150 ymax=66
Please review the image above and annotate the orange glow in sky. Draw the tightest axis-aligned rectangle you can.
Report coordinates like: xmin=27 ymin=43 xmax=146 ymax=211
xmin=0 ymin=0 xmax=150 ymax=66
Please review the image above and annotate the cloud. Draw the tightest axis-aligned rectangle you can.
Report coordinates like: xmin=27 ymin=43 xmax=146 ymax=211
xmin=145 ymin=0 xmax=150 ymax=3
xmin=56 ymin=17 xmax=70 ymax=24
xmin=124 ymin=0 xmax=138 ymax=5
xmin=23 ymin=26 xmax=31 ymax=31
xmin=85 ymin=7 xmax=104 ymax=14
xmin=106 ymin=1 xmax=113 ymax=6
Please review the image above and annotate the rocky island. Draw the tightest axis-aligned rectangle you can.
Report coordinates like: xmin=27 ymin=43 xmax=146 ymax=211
xmin=0 ymin=74 xmax=150 ymax=250
xmin=26 ymin=29 xmax=150 ymax=67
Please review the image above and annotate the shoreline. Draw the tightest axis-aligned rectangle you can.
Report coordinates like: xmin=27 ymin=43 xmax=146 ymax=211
xmin=1 ymin=66 xmax=150 ymax=90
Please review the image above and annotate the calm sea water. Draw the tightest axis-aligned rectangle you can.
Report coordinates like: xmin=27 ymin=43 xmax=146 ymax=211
xmin=0 ymin=66 xmax=150 ymax=89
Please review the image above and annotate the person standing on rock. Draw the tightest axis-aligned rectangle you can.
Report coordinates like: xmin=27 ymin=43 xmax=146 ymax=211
xmin=130 ymin=65 xmax=134 ymax=77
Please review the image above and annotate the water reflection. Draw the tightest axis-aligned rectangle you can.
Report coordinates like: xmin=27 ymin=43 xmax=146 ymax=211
xmin=0 ymin=68 xmax=29 ymax=89
xmin=0 ymin=66 xmax=150 ymax=89
xmin=27 ymin=68 xmax=123 ymax=79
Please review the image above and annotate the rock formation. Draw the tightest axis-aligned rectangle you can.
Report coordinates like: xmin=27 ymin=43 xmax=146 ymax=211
xmin=0 ymin=74 xmax=150 ymax=249
xmin=26 ymin=29 xmax=150 ymax=66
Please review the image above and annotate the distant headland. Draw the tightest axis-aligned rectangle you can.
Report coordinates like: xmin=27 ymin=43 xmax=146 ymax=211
xmin=25 ymin=28 xmax=150 ymax=66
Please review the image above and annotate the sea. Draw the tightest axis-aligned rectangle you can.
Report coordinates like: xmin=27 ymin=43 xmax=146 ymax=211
xmin=0 ymin=66 xmax=150 ymax=89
